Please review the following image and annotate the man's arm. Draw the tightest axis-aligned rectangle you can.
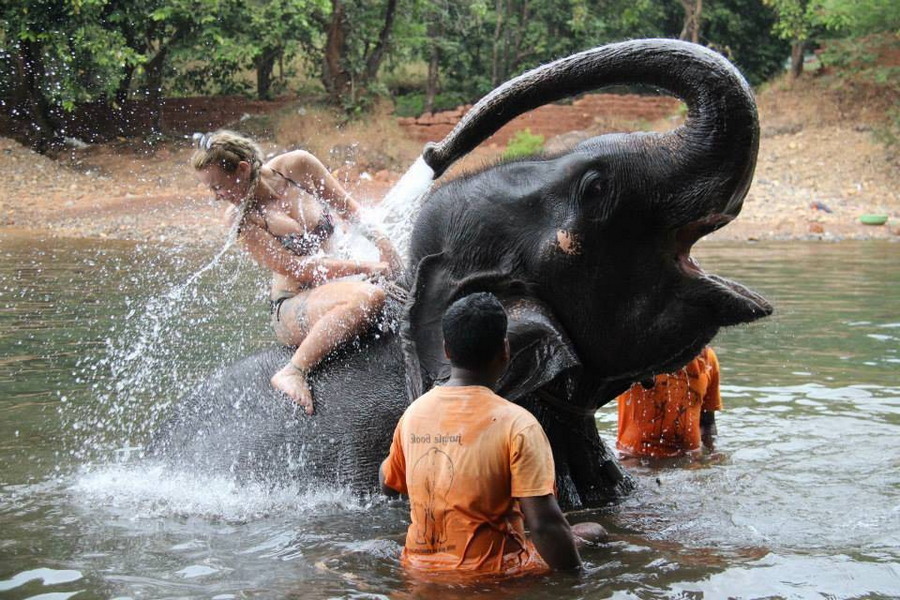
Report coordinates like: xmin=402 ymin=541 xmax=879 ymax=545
xmin=379 ymin=463 xmax=402 ymax=498
xmin=379 ymin=417 xmax=407 ymax=498
xmin=519 ymin=494 xmax=582 ymax=571
xmin=700 ymin=410 xmax=717 ymax=451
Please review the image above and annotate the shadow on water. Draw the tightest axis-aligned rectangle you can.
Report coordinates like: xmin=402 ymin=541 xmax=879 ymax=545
xmin=0 ymin=235 xmax=898 ymax=598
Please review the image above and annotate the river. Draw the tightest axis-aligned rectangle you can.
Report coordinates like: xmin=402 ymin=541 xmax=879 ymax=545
xmin=0 ymin=233 xmax=897 ymax=599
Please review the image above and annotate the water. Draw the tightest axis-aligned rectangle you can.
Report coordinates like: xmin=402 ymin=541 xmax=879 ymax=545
xmin=371 ymin=156 xmax=435 ymax=255
xmin=1 ymin=234 xmax=898 ymax=599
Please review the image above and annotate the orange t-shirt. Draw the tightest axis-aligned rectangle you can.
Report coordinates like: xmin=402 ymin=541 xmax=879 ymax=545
xmin=381 ymin=385 xmax=556 ymax=575
xmin=616 ymin=347 xmax=722 ymax=458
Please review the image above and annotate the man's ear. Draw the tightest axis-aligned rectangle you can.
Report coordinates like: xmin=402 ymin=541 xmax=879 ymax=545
xmin=444 ymin=341 xmax=451 ymax=360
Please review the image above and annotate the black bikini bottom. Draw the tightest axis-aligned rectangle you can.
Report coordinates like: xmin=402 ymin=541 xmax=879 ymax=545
xmin=269 ymin=296 xmax=290 ymax=321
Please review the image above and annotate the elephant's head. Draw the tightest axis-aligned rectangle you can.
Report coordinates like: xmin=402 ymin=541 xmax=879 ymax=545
xmin=403 ymin=39 xmax=772 ymax=411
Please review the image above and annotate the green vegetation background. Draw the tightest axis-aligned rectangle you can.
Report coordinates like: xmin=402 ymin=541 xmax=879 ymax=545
xmin=2 ymin=0 xmax=898 ymax=153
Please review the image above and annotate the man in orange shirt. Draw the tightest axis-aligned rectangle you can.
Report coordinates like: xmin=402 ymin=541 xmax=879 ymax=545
xmin=616 ymin=346 xmax=722 ymax=460
xmin=379 ymin=292 xmax=586 ymax=575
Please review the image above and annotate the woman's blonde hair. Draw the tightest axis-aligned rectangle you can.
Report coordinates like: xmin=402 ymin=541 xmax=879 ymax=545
xmin=191 ymin=130 xmax=264 ymax=180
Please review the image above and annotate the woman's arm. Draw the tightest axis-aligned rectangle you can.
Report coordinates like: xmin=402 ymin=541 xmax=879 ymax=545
xmin=269 ymin=151 xmax=403 ymax=273
xmin=268 ymin=150 xmax=360 ymax=218
xmin=239 ymin=220 xmax=388 ymax=285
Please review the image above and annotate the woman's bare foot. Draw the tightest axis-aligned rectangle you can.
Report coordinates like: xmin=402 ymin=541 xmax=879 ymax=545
xmin=271 ymin=364 xmax=314 ymax=414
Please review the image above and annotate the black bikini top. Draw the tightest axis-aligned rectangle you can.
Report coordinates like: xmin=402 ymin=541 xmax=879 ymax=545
xmin=268 ymin=167 xmax=336 ymax=256
xmin=275 ymin=212 xmax=335 ymax=255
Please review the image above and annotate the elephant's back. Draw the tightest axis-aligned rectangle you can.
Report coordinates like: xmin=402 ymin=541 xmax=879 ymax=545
xmin=148 ymin=329 xmax=408 ymax=491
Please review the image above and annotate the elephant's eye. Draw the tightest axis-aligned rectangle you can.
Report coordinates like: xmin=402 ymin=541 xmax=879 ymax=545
xmin=577 ymin=172 xmax=617 ymax=222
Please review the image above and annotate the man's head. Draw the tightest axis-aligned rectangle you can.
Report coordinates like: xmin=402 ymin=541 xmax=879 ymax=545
xmin=442 ymin=292 xmax=509 ymax=376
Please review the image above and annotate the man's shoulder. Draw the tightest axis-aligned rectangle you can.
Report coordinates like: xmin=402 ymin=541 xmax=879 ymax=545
xmin=489 ymin=393 xmax=543 ymax=432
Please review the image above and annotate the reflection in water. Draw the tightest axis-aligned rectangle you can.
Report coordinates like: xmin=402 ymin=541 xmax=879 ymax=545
xmin=0 ymin=237 xmax=898 ymax=598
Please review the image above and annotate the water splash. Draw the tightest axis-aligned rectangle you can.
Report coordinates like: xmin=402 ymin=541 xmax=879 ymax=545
xmin=166 ymin=221 xmax=240 ymax=303
xmin=71 ymin=463 xmax=369 ymax=522
xmin=63 ymin=156 xmax=434 ymax=465
xmin=370 ymin=156 xmax=435 ymax=255
xmin=65 ymin=233 xmax=259 ymax=462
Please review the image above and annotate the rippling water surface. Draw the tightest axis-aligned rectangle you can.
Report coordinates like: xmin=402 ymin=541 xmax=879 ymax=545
xmin=0 ymin=234 xmax=897 ymax=599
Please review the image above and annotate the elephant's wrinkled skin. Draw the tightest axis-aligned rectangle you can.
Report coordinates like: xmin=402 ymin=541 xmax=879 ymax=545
xmin=150 ymin=40 xmax=772 ymax=510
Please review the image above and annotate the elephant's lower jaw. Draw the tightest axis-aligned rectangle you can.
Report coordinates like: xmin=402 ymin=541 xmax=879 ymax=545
xmin=702 ymin=274 xmax=774 ymax=326
xmin=517 ymin=395 xmax=635 ymax=510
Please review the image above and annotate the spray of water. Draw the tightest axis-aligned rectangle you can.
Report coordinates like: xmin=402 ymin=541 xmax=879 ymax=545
xmin=65 ymin=155 xmax=434 ymax=501
xmin=66 ymin=232 xmax=255 ymax=463
xmin=165 ymin=217 xmax=241 ymax=303
xmin=71 ymin=463 xmax=371 ymax=521
xmin=369 ymin=156 xmax=435 ymax=255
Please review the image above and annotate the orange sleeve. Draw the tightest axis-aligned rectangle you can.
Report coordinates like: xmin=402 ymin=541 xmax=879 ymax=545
xmin=702 ymin=348 xmax=723 ymax=412
xmin=510 ymin=422 xmax=556 ymax=498
xmin=381 ymin=416 xmax=408 ymax=494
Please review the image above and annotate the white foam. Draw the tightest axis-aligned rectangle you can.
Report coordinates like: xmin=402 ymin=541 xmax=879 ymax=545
xmin=0 ymin=568 xmax=83 ymax=592
xmin=70 ymin=464 xmax=367 ymax=522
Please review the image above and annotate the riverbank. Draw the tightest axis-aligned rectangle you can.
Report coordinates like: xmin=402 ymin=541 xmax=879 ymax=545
xmin=2 ymin=81 xmax=897 ymax=245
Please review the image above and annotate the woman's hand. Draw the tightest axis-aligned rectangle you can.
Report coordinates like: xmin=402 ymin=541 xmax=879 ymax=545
xmin=357 ymin=261 xmax=391 ymax=279
xmin=375 ymin=239 xmax=404 ymax=277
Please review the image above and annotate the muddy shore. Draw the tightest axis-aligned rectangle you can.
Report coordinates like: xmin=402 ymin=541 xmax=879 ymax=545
xmin=2 ymin=100 xmax=897 ymax=246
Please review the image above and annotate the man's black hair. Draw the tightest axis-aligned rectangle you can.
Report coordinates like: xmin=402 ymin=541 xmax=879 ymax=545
xmin=442 ymin=292 xmax=508 ymax=370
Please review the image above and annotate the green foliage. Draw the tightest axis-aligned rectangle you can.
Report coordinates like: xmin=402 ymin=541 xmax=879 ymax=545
xmin=0 ymin=0 xmax=138 ymax=107
xmin=392 ymin=91 xmax=468 ymax=116
xmin=814 ymin=0 xmax=900 ymax=36
xmin=424 ymin=0 xmax=671 ymax=103
xmin=503 ymin=128 xmax=544 ymax=159
xmin=704 ymin=0 xmax=791 ymax=85
xmin=762 ymin=0 xmax=817 ymax=42
xmin=9 ymin=0 xmax=895 ymax=151
xmin=764 ymin=0 xmax=900 ymax=42
xmin=872 ymin=106 xmax=900 ymax=147
xmin=818 ymin=34 xmax=900 ymax=87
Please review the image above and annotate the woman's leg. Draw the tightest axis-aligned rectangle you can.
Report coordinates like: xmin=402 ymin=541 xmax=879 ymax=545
xmin=270 ymin=281 xmax=386 ymax=413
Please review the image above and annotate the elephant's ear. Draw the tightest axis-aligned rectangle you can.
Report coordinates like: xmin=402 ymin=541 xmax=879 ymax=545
xmin=401 ymin=251 xmax=454 ymax=399
xmin=495 ymin=297 xmax=581 ymax=403
xmin=402 ymin=253 xmax=581 ymax=404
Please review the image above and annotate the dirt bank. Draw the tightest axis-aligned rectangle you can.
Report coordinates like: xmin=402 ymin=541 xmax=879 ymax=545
xmin=1 ymin=82 xmax=897 ymax=246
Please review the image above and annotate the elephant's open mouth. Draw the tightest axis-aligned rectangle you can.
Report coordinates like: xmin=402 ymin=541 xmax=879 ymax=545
xmin=675 ymin=214 xmax=773 ymax=324
xmin=674 ymin=214 xmax=733 ymax=278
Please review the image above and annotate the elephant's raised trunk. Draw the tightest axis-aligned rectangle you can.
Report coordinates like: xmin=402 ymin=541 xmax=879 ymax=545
xmin=422 ymin=39 xmax=758 ymax=218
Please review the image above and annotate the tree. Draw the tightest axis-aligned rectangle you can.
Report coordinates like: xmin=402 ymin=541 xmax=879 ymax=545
xmin=114 ymin=0 xmax=222 ymax=132
xmin=813 ymin=0 xmax=900 ymax=36
xmin=703 ymin=0 xmax=791 ymax=86
xmin=246 ymin=0 xmax=328 ymax=100
xmin=679 ymin=0 xmax=703 ymax=43
xmin=1 ymin=0 xmax=139 ymax=151
xmin=321 ymin=0 xmax=400 ymax=108
xmin=762 ymin=0 xmax=817 ymax=77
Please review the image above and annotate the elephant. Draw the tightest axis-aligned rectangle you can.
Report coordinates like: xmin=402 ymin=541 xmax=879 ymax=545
xmin=149 ymin=39 xmax=773 ymax=510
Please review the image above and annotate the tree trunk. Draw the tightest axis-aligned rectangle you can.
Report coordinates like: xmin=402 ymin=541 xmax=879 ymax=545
xmin=363 ymin=0 xmax=398 ymax=83
xmin=144 ymin=45 xmax=168 ymax=134
xmin=113 ymin=65 xmax=137 ymax=136
xmin=491 ymin=0 xmax=504 ymax=87
xmin=141 ymin=23 xmax=192 ymax=136
xmin=323 ymin=0 xmax=351 ymax=101
xmin=790 ymin=40 xmax=805 ymax=78
xmin=256 ymin=46 xmax=281 ymax=100
xmin=424 ymin=20 xmax=441 ymax=114
xmin=12 ymin=40 xmax=63 ymax=153
xmin=679 ymin=0 xmax=703 ymax=44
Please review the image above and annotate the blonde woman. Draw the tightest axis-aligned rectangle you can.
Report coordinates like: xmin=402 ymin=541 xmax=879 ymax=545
xmin=191 ymin=130 xmax=402 ymax=414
